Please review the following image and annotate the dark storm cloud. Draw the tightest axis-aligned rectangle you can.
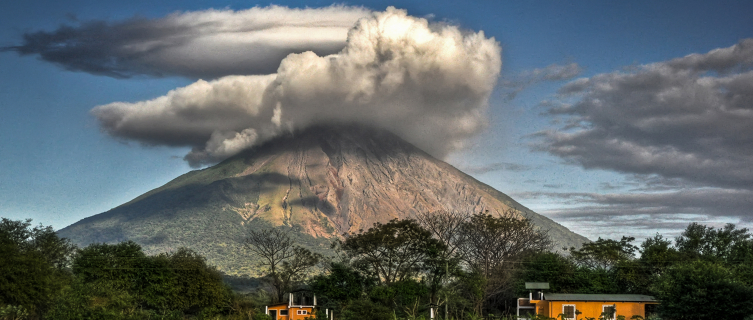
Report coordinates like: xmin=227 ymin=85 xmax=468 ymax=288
xmin=3 ymin=6 xmax=371 ymax=79
xmin=537 ymin=39 xmax=753 ymax=190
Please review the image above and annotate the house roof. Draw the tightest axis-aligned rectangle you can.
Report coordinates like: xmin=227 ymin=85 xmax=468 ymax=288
xmin=544 ymin=294 xmax=657 ymax=302
xmin=525 ymin=282 xmax=550 ymax=289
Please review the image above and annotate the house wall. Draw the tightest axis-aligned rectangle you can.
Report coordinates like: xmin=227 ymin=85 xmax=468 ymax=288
xmin=267 ymin=305 xmax=315 ymax=320
xmin=538 ymin=301 xmax=652 ymax=319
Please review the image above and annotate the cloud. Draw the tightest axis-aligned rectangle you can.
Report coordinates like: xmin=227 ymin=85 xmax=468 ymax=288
xmin=3 ymin=5 xmax=371 ymax=79
xmin=517 ymin=188 xmax=753 ymax=220
xmin=91 ymin=7 xmax=502 ymax=167
xmin=460 ymin=162 xmax=532 ymax=174
xmin=537 ymin=39 xmax=753 ymax=190
xmin=523 ymin=62 xmax=583 ymax=81
xmin=500 ymin=62 xmax=582 ymax=100
xmin=514 ymin=187 xmax=753 ymax=241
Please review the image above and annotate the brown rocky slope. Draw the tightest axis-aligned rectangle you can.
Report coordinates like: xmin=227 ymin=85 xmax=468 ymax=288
xmin=58 ymin=125 xmax=588 ymax=276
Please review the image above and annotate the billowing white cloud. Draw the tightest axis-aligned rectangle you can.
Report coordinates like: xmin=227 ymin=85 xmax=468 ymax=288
xmin=92 ymin=7 xmax=502 ymax=167
xmin=5 ymin=5 xmax=371 ymax=78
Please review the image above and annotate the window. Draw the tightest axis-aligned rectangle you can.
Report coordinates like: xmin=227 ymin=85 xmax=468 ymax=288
xmin=297 ymin=310 xmax=308 ymax=315
xmin=279 ymin=310 xmax=288 ymax=316
xmin=602 ymin=305 xmax=616 ymax=320
xmin=562 ymin=305 xmax=576 ymax=320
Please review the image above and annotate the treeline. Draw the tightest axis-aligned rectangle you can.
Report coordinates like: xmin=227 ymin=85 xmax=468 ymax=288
xmin=245 ymin=211 xmax=553 ymax=319
xmin=247 ymin=211 xmax=753 ymax=320
xmin=3 ymin=213 xmax=753 ymax=320
xmin=0 ymin=218 xmax=263 ymax=320
xmin=518 ymin=223 xmax=753 ymax=320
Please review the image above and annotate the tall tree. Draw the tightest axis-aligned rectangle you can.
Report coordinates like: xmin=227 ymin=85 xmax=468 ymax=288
xmin=415 ymin=211 xmax=467 ymax=306
xmin=459 ymin=211 xmax=551 ymax=315
xmin=461 ymin=212 xmax=551 ymax=277
xmin=0 ymin=218 xmax=75 ymax=315
xmin=244 ymin=227 xmax=320 ymax=302
xmin=339 ymin=218 xmax=445 ymax=285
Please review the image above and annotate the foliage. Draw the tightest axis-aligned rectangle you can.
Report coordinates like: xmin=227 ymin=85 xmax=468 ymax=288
xmin=652 ymin=259 xmax=753 ymax=320
xmin=459 ymin=211 xmax=551 ymax=314
xmin=0 ymin=305 xmax=30 ymax=320
xmin=569 ymin=236 xmax=637 ymax=270
xmin=7 ymin=213 xmax=753 ymax=320
xmin=514 ymin=252 xmax=580 ymax=295
xmin=339 ymin=219 xmax=445 ymax=285
xmin=310 ymin=262 xmax=371 ymax=310
xmin=0 ymin=218 xmax=75 ymax=316
xmin=675 ymin=223 xmax=752 ymax=263
xmin=339 ymin=298 xmax=392 ymax=320
xmin=54 ymin=241 xmax=233 ymax=318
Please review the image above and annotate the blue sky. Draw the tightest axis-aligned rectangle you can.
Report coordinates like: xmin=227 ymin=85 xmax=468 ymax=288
xmin=1 ymin=0 xmax=752 ymax=242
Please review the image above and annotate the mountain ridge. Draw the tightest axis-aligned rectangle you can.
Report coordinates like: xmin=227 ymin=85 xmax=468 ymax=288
xmin=59 ymin=125 xmax=588 ymax=275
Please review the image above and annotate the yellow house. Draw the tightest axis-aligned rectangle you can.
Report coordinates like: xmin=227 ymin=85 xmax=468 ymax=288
xmin=265 ymin=290 xmax=318 ymax=320
xmin=518 ymin=293 xmax=658 ymax=319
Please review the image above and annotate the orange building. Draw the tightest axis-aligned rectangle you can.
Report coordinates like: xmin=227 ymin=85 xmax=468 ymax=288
xmin=518 ymin=293 xmax=658 ymax=319
xmin=266 ymin=290 xmax=319 ymax=320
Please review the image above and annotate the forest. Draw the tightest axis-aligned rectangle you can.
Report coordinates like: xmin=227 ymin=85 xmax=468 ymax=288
xmin=2 ymin=211 xmax=752 ymax=320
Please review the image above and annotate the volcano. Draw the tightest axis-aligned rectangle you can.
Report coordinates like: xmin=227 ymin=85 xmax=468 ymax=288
xmin=58 ymin=125 xmax=588 ymax=275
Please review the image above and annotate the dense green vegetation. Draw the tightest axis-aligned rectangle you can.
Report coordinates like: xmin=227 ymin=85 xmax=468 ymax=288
xmin=2 ymin=215 xmax=753 ymax=320
xmin=0 ymin=218 xmax=264 ymax=320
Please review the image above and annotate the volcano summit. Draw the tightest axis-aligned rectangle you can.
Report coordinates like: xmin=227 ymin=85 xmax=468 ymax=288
xmin=58 ymin=126 xmax=588 ymax=275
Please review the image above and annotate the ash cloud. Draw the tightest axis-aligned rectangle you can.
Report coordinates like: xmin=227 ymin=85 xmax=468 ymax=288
xmin=3 ymin=5 xmax=371 ymax=79
xmin=91 ymin=7 xmax=502 ymax=167
xmin=537 ymin=39 xmax=753 ymax=190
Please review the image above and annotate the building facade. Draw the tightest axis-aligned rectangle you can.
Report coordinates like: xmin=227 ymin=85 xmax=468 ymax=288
xmin=266 ymin=291 xmax=317 ymax=320
xmin=518 ymin=293 xmax=658 ymax=320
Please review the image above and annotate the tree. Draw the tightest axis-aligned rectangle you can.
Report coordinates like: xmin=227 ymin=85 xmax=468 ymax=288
xmin=675 ymin=223 xmax=751 ymax=263
xmin=569 ymin=236 xmax=638 ymax=270
xmin=0 ymin=218 xmax=75 ymax=315
xmin=515 ymin=252 xmax=580 ymax=295
xmin=415 ymin=210 xmax=468 ymax=261
xmin=653 ymin=260 xmax=753 ymax=320
xmin=459 ymin=211 xmax=551 ymax=315
xmin=339 ymin=218 xmax=445 ymax=285
xmin=162 ymin=248 xmax=230 ymax=313
xmin=310 ymin=263 xmax=371 ymax=310
xmin=415 ymin=210 xmax=467 ymax=306
xmin=62 ymin=242 xmax=231 ymax=317
xmin=244 ymin=227 xmax=320 ymax=302
xmin=461 ymin=212 xmax=551 ymax=278
xmin=72 ymin=240 xmax=146 ymax=290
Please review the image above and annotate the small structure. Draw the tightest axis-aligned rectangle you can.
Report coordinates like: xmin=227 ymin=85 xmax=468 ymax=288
xmin=266 ymin=289 xmax=318 ymax=320
xmin=517 ymin=283 xmax=658 ymax=320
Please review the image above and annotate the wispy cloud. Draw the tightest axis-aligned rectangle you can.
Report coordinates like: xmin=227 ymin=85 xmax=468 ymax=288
xmin=3 ymin=5 xmax=371 ymax=79
xmin=459 ymin=162 xmax=532 ymax=174
xmin=514 ymin=187 xmax=753 ymax=240
xmin=516 ymin=188 xmax=753 ymax=221
xmin=500 ymin=62 xmax=583 ymax=100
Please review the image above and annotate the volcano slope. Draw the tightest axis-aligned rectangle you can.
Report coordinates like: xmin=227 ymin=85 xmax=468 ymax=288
xmin=58 ymin=125 xmax=588 ymax=275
